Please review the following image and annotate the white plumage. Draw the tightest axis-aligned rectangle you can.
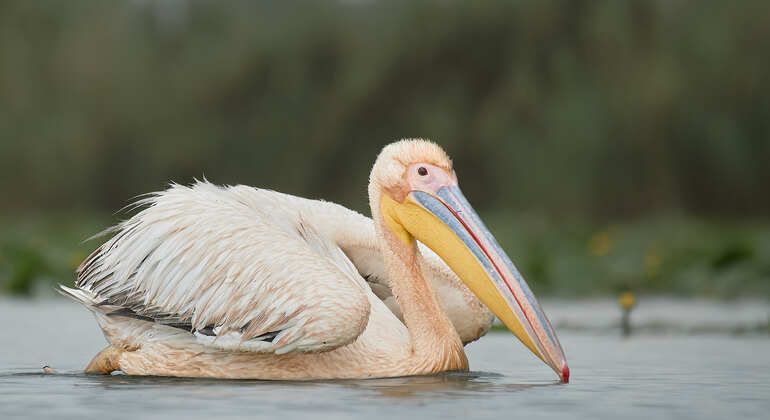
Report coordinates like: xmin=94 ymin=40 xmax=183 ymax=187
xmin=58 ymin=140 xmax=570 ymax=381
xmin=65 ymin=181 xmax=491 ymax=358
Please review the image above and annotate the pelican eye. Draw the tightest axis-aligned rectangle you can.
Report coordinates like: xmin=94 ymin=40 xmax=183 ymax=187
xmin=417 ymin=167 xmax=428 ymax=176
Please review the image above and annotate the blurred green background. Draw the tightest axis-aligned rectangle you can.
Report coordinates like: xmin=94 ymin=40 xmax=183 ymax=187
xmin=1 ymin=0 xmax=768 ymax=298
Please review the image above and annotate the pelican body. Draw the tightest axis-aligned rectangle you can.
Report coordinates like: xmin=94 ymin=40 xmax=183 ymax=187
xmin=62 ymin=140 xmax=568 ymax=382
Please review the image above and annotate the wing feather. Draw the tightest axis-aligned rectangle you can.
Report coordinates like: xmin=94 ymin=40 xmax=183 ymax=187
xmin=74 ymin=182 xmax=370 ymax=354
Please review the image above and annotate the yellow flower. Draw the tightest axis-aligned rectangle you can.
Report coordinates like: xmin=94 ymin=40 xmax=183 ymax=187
xmin=618 ymin=291 xmax=636 ymax=310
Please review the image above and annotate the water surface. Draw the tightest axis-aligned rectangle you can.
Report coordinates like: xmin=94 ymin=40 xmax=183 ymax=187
xmin=1 ymin=299 xmax=768 ymax=419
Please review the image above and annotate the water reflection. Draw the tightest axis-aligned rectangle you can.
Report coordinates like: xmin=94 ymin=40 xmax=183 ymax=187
xmin=343 ymin=372 xmax=561 ymax=398
xmin=7 ymin=369 xmax=561 ymax=400
xmin=3 ymin=332 xmax=770 ymax=420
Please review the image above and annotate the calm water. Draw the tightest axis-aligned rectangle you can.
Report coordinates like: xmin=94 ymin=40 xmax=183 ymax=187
xmin=1 ymin=299 xmax=768 ymax=419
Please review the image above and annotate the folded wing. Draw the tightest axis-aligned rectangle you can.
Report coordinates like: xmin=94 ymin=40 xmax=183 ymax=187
xmin=74 ymin=182 xmax=371 ymax=354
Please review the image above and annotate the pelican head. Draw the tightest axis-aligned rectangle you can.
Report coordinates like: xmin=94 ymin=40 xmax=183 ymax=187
xmin=370 ymin=139 xmax=569 ymax=382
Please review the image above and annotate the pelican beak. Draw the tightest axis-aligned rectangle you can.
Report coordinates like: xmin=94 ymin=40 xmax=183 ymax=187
xmin=383 ymin=184 xmax=569 ymax=382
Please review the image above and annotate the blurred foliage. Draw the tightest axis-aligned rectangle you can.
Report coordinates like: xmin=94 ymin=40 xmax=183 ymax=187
xmin=485 ymin=214 xmax=770 ymax=298
xmin=0 ymin=213 xmax=109 ymax=295
xmin=1 ymin=0 xmax=768 ymax=217
xmin=0 ymin=1 xmax=769 ymax=296
xmin=2 ymin=213 xmax=768 ymax=298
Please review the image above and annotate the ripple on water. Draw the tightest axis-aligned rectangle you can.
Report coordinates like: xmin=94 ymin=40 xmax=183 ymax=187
xmin=1 ymin=299 xmax=769 ymax=419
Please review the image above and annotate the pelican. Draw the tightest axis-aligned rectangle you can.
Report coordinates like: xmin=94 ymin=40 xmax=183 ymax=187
xmin=61 ymin=139 xmax=569 ymax=382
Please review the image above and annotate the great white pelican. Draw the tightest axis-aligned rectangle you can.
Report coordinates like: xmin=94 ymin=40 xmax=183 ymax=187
xmin=61 ymin=139 xmax=569 ymax=382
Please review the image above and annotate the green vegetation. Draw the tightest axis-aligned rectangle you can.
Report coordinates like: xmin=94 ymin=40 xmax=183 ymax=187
xmin=0 ymin=214 xmax=110 ymax=295
xmin=1 ymin=2 xmax=768 ymax=298
xmin=0 ymin=1 xmax=768 ymax=217
xmin=486 ymin=214 xmax=770 ymax=299
xmin=2 ymin=213 xmax=768 ymax=298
